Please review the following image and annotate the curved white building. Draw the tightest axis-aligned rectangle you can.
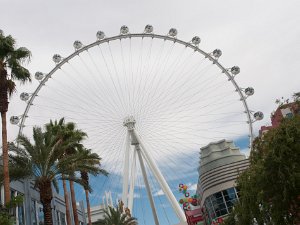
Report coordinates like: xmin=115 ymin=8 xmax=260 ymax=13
xmin=196 ymin=139 xmax=249 ymax=224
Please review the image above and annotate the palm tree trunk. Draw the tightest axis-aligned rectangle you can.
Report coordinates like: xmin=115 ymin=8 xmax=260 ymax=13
xmin=1 ymin=111 xmax=10 ymax=204
xmin=69 ymin=180 xmax=79 ymax=225
xmin=62 ymin=178 xmax=72 ymax=225
xmin=85 ymin=189 xmax=92 ymax=225
xmin=0 ymin=66 xmax=10 ymax=205
xmin=39 ymin=180 xmax=53 ymax=225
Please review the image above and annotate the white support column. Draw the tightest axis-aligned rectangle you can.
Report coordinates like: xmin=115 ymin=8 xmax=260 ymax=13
xmin=123 ymin=116 xmax=184 ymax=222
xmin=128 ymin=147 xmax=137 ymax=212
xmin=122 ymin=132 xmax=131 ymax=207
xmin=133 ymin=130 xmax=186 ymax=222
xmin=105 ymin=192 xmax=109 ymax=207
xmin=102 ymin=196 xmax=106 ymax=208
xmin=136 ymin=145 xmax=160 ymax=225
xmin=109 ymin=191 xmax=113 ymax=206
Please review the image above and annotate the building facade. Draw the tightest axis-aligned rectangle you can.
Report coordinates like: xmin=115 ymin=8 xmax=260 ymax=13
xmin=89 ymin=205 xmax=106 ymax=223
xmin=0 ymin=178 xmax=87 ymax=225
xmin=196 ymin=139 xmax=249 ymax=224
xmin=88 ymin=191 xmax=113 ymax=223
xmin=259 ymin=101 xmax=300 ymax=136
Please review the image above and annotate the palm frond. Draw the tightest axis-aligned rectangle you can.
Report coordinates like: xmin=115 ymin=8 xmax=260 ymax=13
xmin=52 ymin=177 xmax=59 ymax=193
xmin=9 ymin=61 xmax=31 ymax=83
xmin=6 ymin=79 xmax=16 ymax=97
xmin=0 ymin=159 xmax=31 ymax=184
xmin=11 ymin=47 xmax=31 ymax=63
xmin=94 ymin=206 xmax=138 ymax=225
xmin=60 ymin=175 xmax=93 ymax=193
xmin=0 ymin=34 xmax=15 ymax=60
xmin=0 ymin=33 xmax=31 ymax=83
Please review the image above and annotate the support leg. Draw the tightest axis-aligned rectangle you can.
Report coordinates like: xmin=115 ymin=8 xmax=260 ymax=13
xmin=133 ymin=130 xmax=186 ymax=222
xmin=122 ymin=132 xmax=131 ymax=207
xmin=136 ymin=145 xmax=160 ymax=225
xmin=128 ymin=148 xmax=137 ymax=212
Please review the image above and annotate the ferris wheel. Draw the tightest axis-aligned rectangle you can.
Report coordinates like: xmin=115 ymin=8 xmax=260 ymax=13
xmin=11 ymin=25 xmax=263 ymax=224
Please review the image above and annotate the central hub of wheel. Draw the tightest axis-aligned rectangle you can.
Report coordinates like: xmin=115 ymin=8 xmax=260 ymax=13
xmin=123 ymin=116 xmax=136 ymax=131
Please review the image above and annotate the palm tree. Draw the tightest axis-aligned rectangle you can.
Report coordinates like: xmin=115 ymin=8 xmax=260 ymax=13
xmin=66 ymin=145 xmax=107 ymax=225
xmin=0 ymin=30 xmax=31 ymax=204
xmin=64 ymin=146 xmax=107 ymax=225
xmin=78 ymin=147 xmax=108 ymax=225
xmin=94 ymin=206 xmax=138 ymax=225
xmin=7 ymin=127 xmax=74 ymax=225
xmin=69 ymin=175 xmax=80 ymax=225
xmin=45 ymin=119 xmax=108 ymax=225
xmin=45 ymin=118 xmax=87 ymax=225
xmin=0 ymin=126 xmax=96 ymax=225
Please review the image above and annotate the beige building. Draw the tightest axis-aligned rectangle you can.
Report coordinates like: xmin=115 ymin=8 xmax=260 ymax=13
xmin=196 ymin=139 xmax=249 ymax=224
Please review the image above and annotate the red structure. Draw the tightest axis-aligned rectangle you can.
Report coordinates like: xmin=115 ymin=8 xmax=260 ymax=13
xmin=259 ymin=101 xmax=299 ymax=136
xmin=178 ymin=183 xmax=205 ymax=224
xmin=184 ymin=207 xmax=204 ymax=225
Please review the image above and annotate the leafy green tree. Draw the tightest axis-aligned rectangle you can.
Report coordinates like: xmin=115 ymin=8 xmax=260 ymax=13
xmin=224 ymin=115 xmax=300 ymax=225
xmin=0 ymin=196 xmax=23 ymax=225
xmin=93 ymin=206 xmax=138 ymax=225
xmin=293 ymin=92 xmax=300 ymax=101
xmin=0 ymin=30 xmax=31 ymax=204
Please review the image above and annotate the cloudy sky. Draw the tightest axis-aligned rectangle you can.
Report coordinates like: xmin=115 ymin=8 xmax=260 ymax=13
xmin=1 ymin=0 xmax=300 ymax=224
xmin=1 ymin=0 xmax=299 ymax=137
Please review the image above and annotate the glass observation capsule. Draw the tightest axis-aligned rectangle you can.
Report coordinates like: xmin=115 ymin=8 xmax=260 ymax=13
xmin=254 ymin=111 xmax=264 ymax=121
xmin=120 ymin=25 xmax=129 ymax=34
xmin=73 ymin=40 xmax=83 ymax=50
xmin=10 ymin=116 xmax=19 ymax=125
xmin=144 ymin=24 xmax=153 ymax=33
xmin=213 ymin=49 xmax=222 ymax=58
xmin=35 ymin=72 xmax=44 ymax=81
xmin=96 ymin=31 xmax=105 ymax=40
xmin=53 ymin=54 xmax=62 ymax=64
xmin=191 ymin=36 xmax=201 ymax=45
xmin=245 ymin=87 xmax=254 ymax=96
xmin=231 ymin=66 xmax=240 ymax=75
xmin=20 ymin=92 xmax=30 ymax=101
xmin=168 ymin=28 xmax=178 ymax=37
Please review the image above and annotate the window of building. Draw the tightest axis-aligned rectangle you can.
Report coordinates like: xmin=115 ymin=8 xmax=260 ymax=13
xmin=286 ymin=112 xmax=293 ymax=118
xmin=10 ymin=190 xmax=17 ymax=218
xmin=211 ymin=192 xmax=227 ymax=217
xmin=57 ymin=211 xmax=60 ymax=225
xmin=203 ymin=187 xmax=239 ymax=224
xmin=60 ymin=212 xmax=66 ymax=225
xmin=31 ymin=199 xmax=37 ymax=225
xmin=37 ymin=202 xmax=44 ymax=225
xmin=8 ymin=190 xmax=25 ymax=225
xmin=17 ymin=193 xmax=25 ymax=225
xmin=0 ymin=186 xmax=2 ymax=204
xmin=222 ymin=187 xmax=237 ymax=212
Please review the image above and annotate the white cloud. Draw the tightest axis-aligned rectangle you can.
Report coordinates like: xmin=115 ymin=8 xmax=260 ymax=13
xmin=188 ymin=183 xmax=198 ymax=191
xmin=241 ymin=148 xmax=251 ymax=158
xmin=153 ymin=189 xmax=165 ymax=196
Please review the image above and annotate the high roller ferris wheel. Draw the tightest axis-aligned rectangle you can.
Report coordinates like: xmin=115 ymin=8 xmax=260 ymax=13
xmin=11 ymin=25 xmax=263 ymax=224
